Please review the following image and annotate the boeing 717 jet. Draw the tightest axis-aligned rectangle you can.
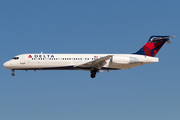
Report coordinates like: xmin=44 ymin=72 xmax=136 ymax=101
xmin=3 ymin=36 xmax=173 ymax=78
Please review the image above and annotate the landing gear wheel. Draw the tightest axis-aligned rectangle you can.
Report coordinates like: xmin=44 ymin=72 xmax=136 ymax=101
xmin=91 ymin=73 xmax=96 ymax=78
xmin=11 ymin=73 xmax=15 ymax=76
xmin=90 ymin=69 xmax=97 ymax=78
xmin=11 ymin=70 xmax=15 ymax=76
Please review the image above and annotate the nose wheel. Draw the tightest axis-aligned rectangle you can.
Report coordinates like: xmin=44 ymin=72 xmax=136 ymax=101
xmin=11 ymin=70 xmax=15 ymax=76
xmin=11 ymin=73 xmax=15 ymax=76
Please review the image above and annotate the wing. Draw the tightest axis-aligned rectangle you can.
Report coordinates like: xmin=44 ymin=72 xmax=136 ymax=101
xmin=74 ymin=55 xmax=113 ymax=70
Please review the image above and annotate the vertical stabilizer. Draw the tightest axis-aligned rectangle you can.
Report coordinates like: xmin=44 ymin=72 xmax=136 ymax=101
xmin=134 ymin=36 xmax=174 ymax=57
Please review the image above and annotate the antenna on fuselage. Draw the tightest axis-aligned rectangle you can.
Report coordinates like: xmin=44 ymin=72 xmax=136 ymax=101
xmin=41 ymin=51 xmax=43 ymax=54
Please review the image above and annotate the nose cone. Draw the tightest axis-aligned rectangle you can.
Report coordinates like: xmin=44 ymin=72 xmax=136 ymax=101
xmin=3 ymin=61 xmax=12 ymax=69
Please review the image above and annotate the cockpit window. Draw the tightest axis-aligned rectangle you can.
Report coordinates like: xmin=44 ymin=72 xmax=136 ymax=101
xmin=12 ymin=57 xmax=19 ymax=60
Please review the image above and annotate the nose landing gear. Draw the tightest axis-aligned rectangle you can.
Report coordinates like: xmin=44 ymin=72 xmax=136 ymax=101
xmin=11 ymin=70 xmax=15 ymax=76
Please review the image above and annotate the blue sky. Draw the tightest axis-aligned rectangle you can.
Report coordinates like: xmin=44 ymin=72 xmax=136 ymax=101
xmin=0 ymin=0 xmax=180 ymax=120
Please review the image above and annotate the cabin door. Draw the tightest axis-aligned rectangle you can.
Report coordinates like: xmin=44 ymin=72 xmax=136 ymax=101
xmin=20 ymin=55 xmax=25 ymax=64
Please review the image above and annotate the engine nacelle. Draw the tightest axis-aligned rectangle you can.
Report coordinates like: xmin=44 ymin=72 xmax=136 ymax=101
xmin=111 ymin=56 xmax=138 ymax=64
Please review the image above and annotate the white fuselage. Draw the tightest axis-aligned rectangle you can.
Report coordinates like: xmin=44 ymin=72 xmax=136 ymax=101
xmin=3 ymin=53 xmax=159 ymax=71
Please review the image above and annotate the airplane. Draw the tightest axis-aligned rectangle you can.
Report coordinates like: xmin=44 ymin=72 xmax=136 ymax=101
xmin=3 ymin=36 xmax=174 ymax=78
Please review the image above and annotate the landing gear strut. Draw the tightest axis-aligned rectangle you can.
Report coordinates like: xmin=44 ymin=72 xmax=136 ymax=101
xmin=90 ymin=68 xmax=98 ymax=78
xmin=11 ymin=70 xmax=15 ymax=76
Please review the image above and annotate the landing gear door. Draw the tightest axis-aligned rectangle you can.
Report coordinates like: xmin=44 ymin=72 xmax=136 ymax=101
xmin=20 ymin=55 xmax=25 ymax=64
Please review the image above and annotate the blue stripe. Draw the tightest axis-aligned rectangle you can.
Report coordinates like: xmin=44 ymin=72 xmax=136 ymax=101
xmin=133 ymin=48 xmax=145 ymax=55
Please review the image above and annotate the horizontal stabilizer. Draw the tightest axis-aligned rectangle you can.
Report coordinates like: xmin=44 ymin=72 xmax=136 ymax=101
xmin=165 ymin=41 xmax=171 ymax=43
xmin=152 ymin=36 xmax=174 ymax=43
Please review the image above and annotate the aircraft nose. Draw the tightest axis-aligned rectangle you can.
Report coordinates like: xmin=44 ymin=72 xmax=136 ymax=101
xmin=3 ymin=61 xmax=12 ymax=69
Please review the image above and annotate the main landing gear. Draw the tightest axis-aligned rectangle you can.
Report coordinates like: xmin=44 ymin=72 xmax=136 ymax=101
xmin=11 ymin=70 xmax=15 ymax=76
xmin=90 ymin=68 xmax=98 ymax=78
